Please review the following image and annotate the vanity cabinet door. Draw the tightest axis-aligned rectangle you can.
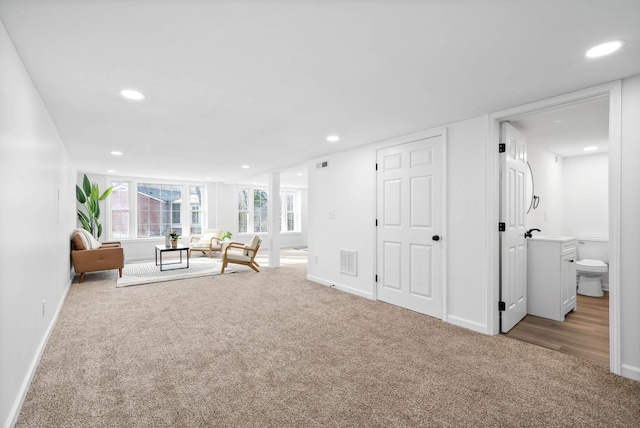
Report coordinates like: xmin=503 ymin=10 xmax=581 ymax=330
xmin=561 ymin=251 xmax=577 ymax=318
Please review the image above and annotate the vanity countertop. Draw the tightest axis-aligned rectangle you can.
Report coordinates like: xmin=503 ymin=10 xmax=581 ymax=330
xmin=528 ymin=235 xmax=576 ymax=243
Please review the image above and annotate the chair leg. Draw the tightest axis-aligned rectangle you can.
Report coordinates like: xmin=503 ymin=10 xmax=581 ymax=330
xmin=249 ymin=263 xmax=259 ymax=273
xmin=79 ymin=273 xmax=85 ymax=283
xmin=221 ymin=261 xmax=227 ymax=273
xmin=118 ymin=268 xmax=123 ymax=278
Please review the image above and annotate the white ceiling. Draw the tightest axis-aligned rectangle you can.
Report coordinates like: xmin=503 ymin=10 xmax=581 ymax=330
xmin=510 ymin=96 xmax=610 ymax=158
xmin=1 ymin=1 xmax=638 ymax=187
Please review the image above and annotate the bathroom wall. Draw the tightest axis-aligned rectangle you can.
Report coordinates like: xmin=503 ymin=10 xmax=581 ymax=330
xmin=525 ymin=145 xmax=564 ymax=235
xmin=562 ymin=152 xmax=608 ymax=238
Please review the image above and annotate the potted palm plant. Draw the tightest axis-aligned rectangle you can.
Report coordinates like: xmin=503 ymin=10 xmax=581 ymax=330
xmin=76 ymin=174 xmax=113 ymax=239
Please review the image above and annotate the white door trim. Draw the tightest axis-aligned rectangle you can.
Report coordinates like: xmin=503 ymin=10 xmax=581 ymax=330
xmin=371 ymin=127 xmax=448 ymax=320
xmin=486 ymin=80 xmax=622 ymax=375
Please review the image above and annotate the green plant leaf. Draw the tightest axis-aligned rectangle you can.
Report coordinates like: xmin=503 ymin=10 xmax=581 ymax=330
xmin=76 ymin=185 xmax=86 ymax=204
xmin=78 ymin=211 xmax=90 ymax=231
xmin=95 ymin=202 xmax=100 ymax=220
xmin=98 ymin=186 xmax=113 ymax=201
xmin=91 ymin=183 xmax=99 ymax=201
xmin=82 ymin=175 xmax=91 ymax=196
xmin=89 ymin=198 xmax=97 ymax=215
xmin=96 ymin=221 xmax=103 ymax=239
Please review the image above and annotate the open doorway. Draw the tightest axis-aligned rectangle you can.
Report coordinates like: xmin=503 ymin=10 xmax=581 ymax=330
xmin=489 ymin=81 xmax=622 ymax=374
xmin=503 ymin=97 xmax=610 ymax=364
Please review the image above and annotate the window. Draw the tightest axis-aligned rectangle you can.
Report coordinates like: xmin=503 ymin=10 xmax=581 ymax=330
xmin=237 ymin=187 xmax=301 ymax=234
xmin=137 ymin=184 xmax=182 ymax=237
xmin=108 ymin=180 xmax=205 ymax=239
xmin=253 ymin=189 xmax=269 ymax=233
xmin=111 ymin=182 xmax=130 ymax=238
xmin=238 ymin=189 xmax=249 ymax=234
xmin=190 ymin=186 xmax=203 ymax=235
xmin=283 ymin=191 xmax=296 ymax=232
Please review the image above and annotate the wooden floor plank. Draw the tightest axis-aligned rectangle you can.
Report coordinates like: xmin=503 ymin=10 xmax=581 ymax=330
xmin=505 ymin=292 xmax=609 ymax=365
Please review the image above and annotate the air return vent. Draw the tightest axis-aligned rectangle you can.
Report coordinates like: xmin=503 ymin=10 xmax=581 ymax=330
xmin=316 ymin=160 xmax=329 ymax=169
xmin=340 ymin=249 xmax=357 ymax=276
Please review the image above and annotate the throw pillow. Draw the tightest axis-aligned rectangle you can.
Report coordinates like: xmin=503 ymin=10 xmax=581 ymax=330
xmin=78 ymin=228 xmax=102 ymax=250
xmin=72 ymin=229 xmax=89 ymax=250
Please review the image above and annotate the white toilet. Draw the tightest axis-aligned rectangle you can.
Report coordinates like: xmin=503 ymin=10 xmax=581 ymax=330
xmin=576 ymin=259 xmax=608 ymax=297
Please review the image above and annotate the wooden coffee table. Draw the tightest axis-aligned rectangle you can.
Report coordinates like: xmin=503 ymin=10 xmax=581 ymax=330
xmin=155 ymin=244 xmax=190 ymax=271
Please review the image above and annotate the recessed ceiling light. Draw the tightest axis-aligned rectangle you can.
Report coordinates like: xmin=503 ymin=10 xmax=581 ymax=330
xmin=241 ymin=165 xmax=250 ymax=169
xmin=296 ymin=173 xmax=303 ymax=176
xmin=584 ymin=146 xmax=598 ymax=151
xmin=110 ymin=151 xmax=123 ymax=156
xmin=107 ymin=169 xmax=115 ymax=173
xmin=120 ymin=89 xmax=145 ymax=100
xmin=205 ymin=177 xmax=212 ymax=180
xmin=327 ymin=135 xmax=340 ymax=143
xmin=586 ymin=40 xmax=625 ymax=58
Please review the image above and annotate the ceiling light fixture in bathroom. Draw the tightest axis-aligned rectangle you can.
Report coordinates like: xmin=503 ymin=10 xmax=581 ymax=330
xmin=120 ymin=89 xmax=145 ymax=100
xmin=586 ymin=40 xmax=625 ymax=58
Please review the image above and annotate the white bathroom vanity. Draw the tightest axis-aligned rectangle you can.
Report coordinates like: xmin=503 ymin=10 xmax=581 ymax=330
xmin=527 ymin=236 xmax=577 ymax=321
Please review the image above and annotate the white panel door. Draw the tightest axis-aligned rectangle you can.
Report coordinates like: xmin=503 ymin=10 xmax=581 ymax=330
xmin=500 ymin=122 xmax=528 ymax=333
xmin=376 ymin=136 xmax=443 ymax=318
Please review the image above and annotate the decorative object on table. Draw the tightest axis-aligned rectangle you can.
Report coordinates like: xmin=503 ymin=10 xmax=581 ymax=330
xmin=75 ymin=174 xmax=113 ymax=239
xmin=169 ymin=232 xmax=181 ymax=248
xmin=220 ymin=230 xmax=233 ymax=241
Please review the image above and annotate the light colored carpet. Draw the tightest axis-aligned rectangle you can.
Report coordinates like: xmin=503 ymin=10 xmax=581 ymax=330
xmin=117 ymin=258 xmax=227 ymax=287
xmin=17 ymin=263 xmax=640 ymax=427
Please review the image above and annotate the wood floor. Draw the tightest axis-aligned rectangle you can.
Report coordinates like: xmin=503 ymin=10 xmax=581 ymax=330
xmin=505 ymin=292 xmax=609 ymax=365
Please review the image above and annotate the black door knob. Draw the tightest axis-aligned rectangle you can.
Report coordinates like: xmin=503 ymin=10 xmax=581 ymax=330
xmin=432 ymin=235 xmax=440 ymax=241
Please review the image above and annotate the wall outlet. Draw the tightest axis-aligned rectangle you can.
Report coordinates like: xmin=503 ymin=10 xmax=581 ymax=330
xmin=42 ymin=300 xmax=46 ymax=317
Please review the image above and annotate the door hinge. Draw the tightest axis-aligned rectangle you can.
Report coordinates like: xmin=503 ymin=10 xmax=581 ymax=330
xmin=375 ymin=163 xmax=378 ymax=171
xmin=499 ymin=143 xmax=506 ymax=153
xmin=375 ymin=274 xmax=378 ymax=283
xmin=375 ymin=219 xmax=378 ymax=227
xmin=498 ymin=301 xmax=506 ymax=311
xmin=499 ymin=222 xmax=506 ymax=232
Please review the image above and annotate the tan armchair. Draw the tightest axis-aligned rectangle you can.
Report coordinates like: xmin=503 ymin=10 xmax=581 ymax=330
xmin=221 ymin=235 xmax=262 ymax=273
xmin=71 ymin=229 xmax=124 ymax=283
xmin=189 ymin=229 xmax=223 ymax=258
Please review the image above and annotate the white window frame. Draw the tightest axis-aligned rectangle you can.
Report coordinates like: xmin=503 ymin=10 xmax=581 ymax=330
xmin=106 ymin=177 xmax=207 ymax=240
xmin=237 ymin=187 xmax=301 ymax=235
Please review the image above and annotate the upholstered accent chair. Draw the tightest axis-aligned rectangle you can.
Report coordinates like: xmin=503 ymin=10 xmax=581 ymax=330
xmin=221 ymin=234 xmax=262 ymax=273
xmin=189 ymin=229 xmax=223 ymax=258
xmin=71 ymin=228 xmax=125 ymax=283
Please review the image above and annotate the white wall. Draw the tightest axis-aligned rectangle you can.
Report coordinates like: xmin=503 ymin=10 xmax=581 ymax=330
xmin=307 ymin=147 xmax=375 ymax=298
xmin=620 ymin=74 xmax=640 ymax=380
xmin=0 ymin=21 xmax=77 ymax=428
xmin=562 ymin=153 xmax=608 ymax=238
xmin=525 ymin=145 xmax=564 ymax=235
xmin=444 ymin=117 xmax=490 ymax=332
xmin=307 ymin=117 xmax=491 ymax=332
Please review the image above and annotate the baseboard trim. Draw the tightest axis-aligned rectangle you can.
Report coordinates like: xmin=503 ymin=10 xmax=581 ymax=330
xmin=5 ymin=278 xmax=72 ymax=428
xmin=621 ymin=364 xmax=640 ymax=382
xmin=446 ymin=315 xmax=488 ymax=334
xmin=306 ymin=274 xmax=374 ymax=300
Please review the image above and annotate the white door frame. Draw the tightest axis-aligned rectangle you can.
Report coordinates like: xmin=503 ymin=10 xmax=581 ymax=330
xmin=486 ymin=81 xmax=622 ymax=375
xmin=371 ymin=127 xmax=448 ymax=320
